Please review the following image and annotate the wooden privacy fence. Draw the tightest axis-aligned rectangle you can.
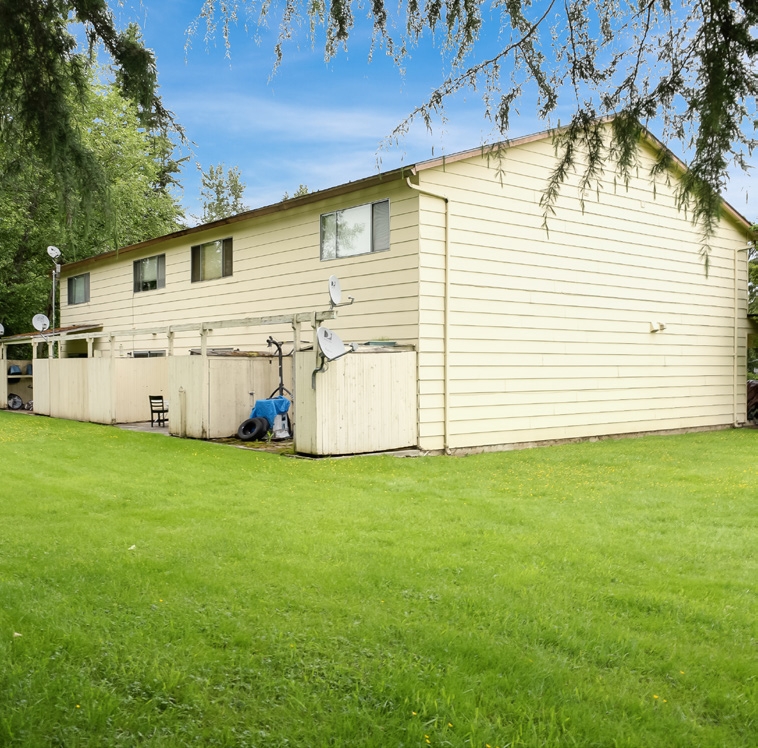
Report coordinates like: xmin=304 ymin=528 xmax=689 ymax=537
xmin=295 ymin=347 xmax=417 ymax=455
xmin=32 ymin=357 xmax=168 ymax=423
xmin=3 ymin=353 xmax=289 ymax=437
xmin=0 ymin=311 xmax=331 ymax=430
xmin=2 ymin=311 xmax=420 ymax=455
xmin=168 ymin=355 xmax=291 ymax=439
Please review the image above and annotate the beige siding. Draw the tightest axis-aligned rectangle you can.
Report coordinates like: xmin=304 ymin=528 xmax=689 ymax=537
xmin=51 ymin=126 xmax=751 ymax=452
xmin=60 ymin=181 xmax=419 ymax=356
xmin=417 ymin=195 xmax=448 ymax=450
xmin=416 ymin=132 xmax=751 ymax=450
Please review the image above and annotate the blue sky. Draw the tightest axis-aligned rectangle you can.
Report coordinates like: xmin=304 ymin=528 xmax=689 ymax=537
xmin=117 ymin=1 xmax=756 ymax=225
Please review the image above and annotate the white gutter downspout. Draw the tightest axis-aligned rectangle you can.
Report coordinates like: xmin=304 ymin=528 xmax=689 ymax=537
xmin=406 ymin=175 xmax=451 ymax=454
xmin=735 ymin=242 xmax=752 ymax=426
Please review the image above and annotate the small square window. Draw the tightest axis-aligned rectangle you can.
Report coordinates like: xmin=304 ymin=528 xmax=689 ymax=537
xmin=133 ymin=254 xmax=166 ymax=292
xmin=320 ymin=200 xmax=390 ymax=261
xmin=67 ymin=273 xmax=90 ymax=305
xmin=191 ymin=238 xmax=233 ymax=282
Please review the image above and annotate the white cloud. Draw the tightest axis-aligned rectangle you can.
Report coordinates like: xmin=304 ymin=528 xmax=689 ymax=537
xmin=175 ymin=84 xmax=544 ymax=215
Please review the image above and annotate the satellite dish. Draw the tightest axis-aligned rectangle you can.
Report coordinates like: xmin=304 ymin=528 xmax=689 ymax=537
xmin=316 ymin=326 xmax=347 ymax=361
xmin=47 ymin=245 xmax=61 ymax=260
xmin=0 ymin=323 xmax=4 ymax=336
xmin=328 ymin=275 xmax=342 ymax=306
xmin=32 ymin=314 xmax=50 ymax=332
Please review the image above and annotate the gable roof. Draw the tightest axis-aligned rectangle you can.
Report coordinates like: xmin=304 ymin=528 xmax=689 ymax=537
xmin=61 ymin=123 xmax=754 ymax=275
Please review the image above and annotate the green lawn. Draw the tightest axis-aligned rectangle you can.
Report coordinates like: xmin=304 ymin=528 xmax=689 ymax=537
xmin=0 ymin=413 xmax=756 ymax=747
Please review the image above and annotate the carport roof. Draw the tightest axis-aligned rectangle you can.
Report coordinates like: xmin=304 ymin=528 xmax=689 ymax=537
xmin=0 ymin=323 xmax=102 ymax=345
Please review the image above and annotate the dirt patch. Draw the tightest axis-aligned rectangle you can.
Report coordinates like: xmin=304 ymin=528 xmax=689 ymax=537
xmin=212 ymin=436 xmax=295 ymax=455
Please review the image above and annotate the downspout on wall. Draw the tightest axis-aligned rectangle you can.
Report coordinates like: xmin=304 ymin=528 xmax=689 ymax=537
xmin=405 ymin=175 xmax=451 ymax=454
xmin=735 ymin=242 xmax=752 ymax=426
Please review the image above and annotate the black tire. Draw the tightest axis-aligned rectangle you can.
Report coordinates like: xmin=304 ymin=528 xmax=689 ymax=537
xmin=237 ymin=418 xmax=257 ymax=441
xmin=7 ymin=393 xmax=23 ymax=410
xmin=237 ymin=417 xmax=268 ymax=441
xmin=249 ymin=417 xmax=269 ymax=440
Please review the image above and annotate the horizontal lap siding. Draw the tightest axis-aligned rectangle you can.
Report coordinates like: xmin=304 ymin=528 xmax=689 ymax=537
xmin=417 ymin=195 xmax=447 ymax=449
xmin=61 ymin=182 xmax=419 ymax=355
xmin=417 ymin=134 xmax=750 ymax=451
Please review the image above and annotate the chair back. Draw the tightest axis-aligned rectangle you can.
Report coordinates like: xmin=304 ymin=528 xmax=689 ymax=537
xmin=149 ymin=395 xmax=165 ymax=410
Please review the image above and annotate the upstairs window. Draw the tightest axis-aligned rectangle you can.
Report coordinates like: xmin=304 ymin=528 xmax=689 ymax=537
xmin=320 ymin=199 xmax=390 ymax=260
xmin=133 ymin=254 xmax=166 ymax=292
xmin=67 ymin=273 xmax=90 ymax=305
xmin=191 ymin=238 xmax=233 ymax=282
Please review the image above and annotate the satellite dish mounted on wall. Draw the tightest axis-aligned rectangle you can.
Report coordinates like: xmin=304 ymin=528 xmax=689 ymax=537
xmin=312 ymin=325 xmax=357 ymax=388
xmin=328 ymin=275 xmax=355 ymax=309
xmin=317 ymin=326 xmax=348 ymax=361
xmin=328 ymin=275 xmax=342 ymax=305
xmin=32 ymin=314 xmax=50 ymax=332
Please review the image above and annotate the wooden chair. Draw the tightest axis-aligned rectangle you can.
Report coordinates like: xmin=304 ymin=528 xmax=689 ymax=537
xmin=149 ymin=395 xmax=168 ymax=427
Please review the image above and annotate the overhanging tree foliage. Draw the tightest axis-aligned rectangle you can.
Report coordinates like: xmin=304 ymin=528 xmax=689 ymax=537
xmin=750 ymin=241 xmax=758 ymax=315
xmin=749 ymin=236 xmax=757 ymax=380
xmin=195 ymin=0 xmax=757 ymax=257
xmin=0 ymin=70 xmax=185 ymax=337
xmin=0 ymin=2 xmax=185 ymax=336
xmin=0 ymin=1 xmax=176 ymax=205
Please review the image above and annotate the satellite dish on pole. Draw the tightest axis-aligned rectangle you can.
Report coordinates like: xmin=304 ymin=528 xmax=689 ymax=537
xmin=32 ymin=314 xmax=50 ymax=332
xmin=0 ymin=323 xmax=4 ymax=336
xmin=316 ymin=326 xmax=348 ymax=361
xmin=47 ymin=245 xmax=61 ymax=260
xmin=328 ymin=275 xmax=342 ymax=306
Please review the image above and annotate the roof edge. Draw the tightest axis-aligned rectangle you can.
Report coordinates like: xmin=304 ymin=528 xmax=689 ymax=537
xmin=410 ymin=124 xmax=564 ymax=174
xmin=61 ymin=166 xmax=413 ymax=274
xmin=411 ymin=120 xmax=754 ymax=234
xmin=61 ymin=119 xmax=754 ymax=275
xmin=636 ymin=128 xmax=754 ymax=234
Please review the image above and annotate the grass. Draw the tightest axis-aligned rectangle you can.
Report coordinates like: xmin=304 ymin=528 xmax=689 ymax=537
xmin=0 ymin=412 xmax=756 ymax=747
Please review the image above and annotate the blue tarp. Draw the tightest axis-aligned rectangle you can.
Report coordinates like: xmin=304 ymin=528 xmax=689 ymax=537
xmin=250 ymin=396 xmax=290 ymax=428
